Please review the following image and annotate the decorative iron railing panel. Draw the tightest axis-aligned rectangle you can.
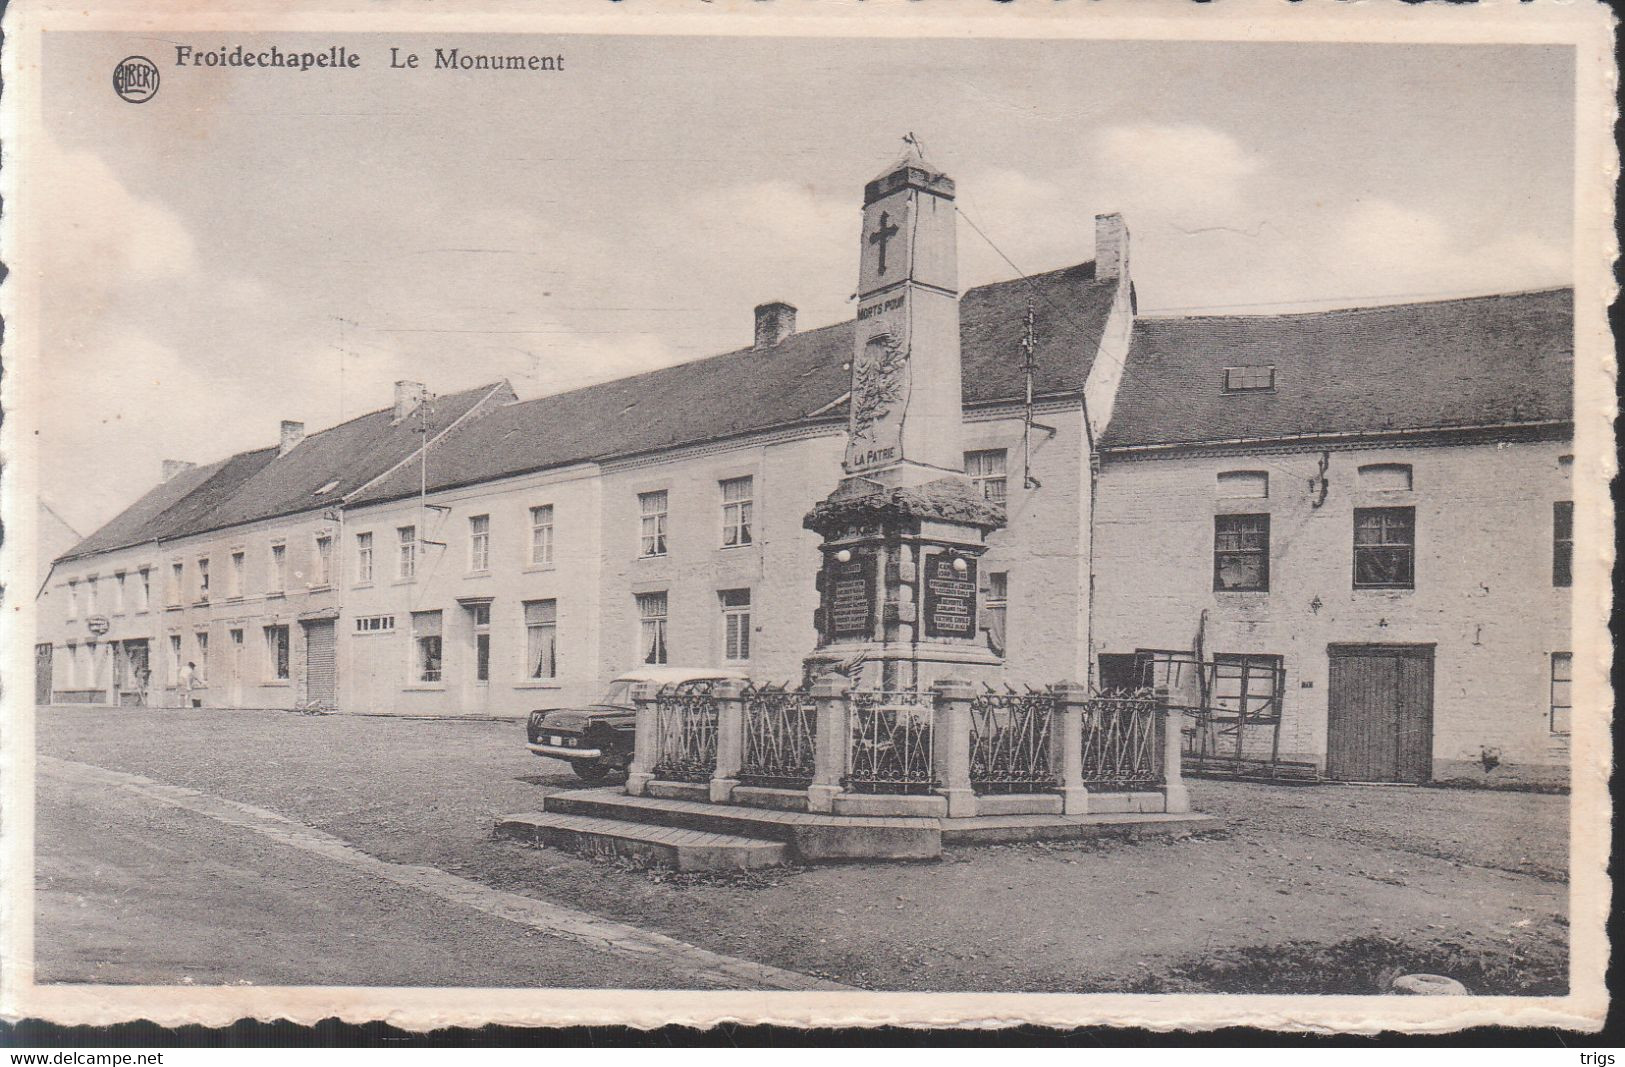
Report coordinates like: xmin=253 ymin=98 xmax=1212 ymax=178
xmin=846 ymin=689 xmax=936 ymax=795
xmin=651 ymin=680 xmax=720 ymax=783
xmin=739 ymin=684 xmax=818 ymax=789
xmin=969 ymin=688 xmax=1059 ymax=794
xmin=1080 ymin=690 xmax=1164 ymax=788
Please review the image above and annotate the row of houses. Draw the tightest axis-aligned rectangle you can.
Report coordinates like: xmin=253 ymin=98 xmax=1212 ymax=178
xmin=37 ymin=214 xmax=1575 ymax=787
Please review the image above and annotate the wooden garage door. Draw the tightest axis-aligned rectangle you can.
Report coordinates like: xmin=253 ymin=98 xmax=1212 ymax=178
xmin=1326 ymin=644 xmax=1434 ymax=783
xmin=303 ymin=619 xmax=337 ymax=707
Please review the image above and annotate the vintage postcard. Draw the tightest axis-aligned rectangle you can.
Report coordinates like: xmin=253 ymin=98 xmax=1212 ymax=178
xmin=0 ymin=0 xmax=1614 ymax=1035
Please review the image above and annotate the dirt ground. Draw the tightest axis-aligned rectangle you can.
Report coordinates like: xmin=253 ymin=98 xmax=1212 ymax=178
xmin=33 ymin=706 xmax=1570 ymax=993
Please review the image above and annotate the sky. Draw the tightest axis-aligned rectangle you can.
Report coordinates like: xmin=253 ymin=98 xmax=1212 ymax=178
xmin=38 ymin=33 xmax=1575 ymax=536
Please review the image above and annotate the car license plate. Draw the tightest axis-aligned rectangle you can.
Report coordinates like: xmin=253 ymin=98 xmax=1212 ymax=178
xmin=548 ymin=734 xmax=564 ymax=746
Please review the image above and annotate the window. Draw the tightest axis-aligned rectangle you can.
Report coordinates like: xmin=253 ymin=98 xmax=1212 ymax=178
xmin=639 ymin=491 xmax=668 ymax=557
xmin=86 ymin=577 xmax=99 ymax=615
xmin=1358 ymin=463 xmax=1413 ymax=492
xmin=1216 ymin=470 xmax=1269 ymax=499
xmin=966 ymin=449 xmax=1008 ymax=503
xmin=719 ymin=589 xmax=751 ymax=662
xmin=637 ymin=592 xmax=668 ymax=666
xmin=230 ymin=551 xmax=246 ymax=598
xmin=355 ymin=532 xmax=374 ymax=584
xmin=168 ymin=635 xmax=182 ymax=680
xmin=1214 ymin=514 xmax=1270 ymax=592
xmin=264 ymin=625 xmax=290 ymax=681
xmin=137 ymin=568 xmax=151 ymax=612
xmin=269 ymin=544 xmax=287 ymax=593
xmin=196 ymin=558 xmax=210 ymax=602
xmin=67 ymin=580 xmax=78 ymax=619
xmin=469 ymin=514 xmax=490 ymax=572
xmin=112 ymin=572 xmax=126 ymax=614
xmin=1223 ymin=366 xmax=1275 ymax=392
xmin=1550 ymin=652 xmax=1572 ymax=735
xmin=529 ymin=505 xmax=555 ymax=566
xmin=397 ymin=526 xmax=417 ymax=580
xmin=721 ymin=478 xmax=753 ymax=548
xmin=170 ymin=562 xmax=184 ymax=606
xmin=1553 ymin=501 xmax=1573 ymax=588
xmin=64 ymin=643 xmax=79 ymax=688
xmin=412 ymin=610 xmax=442 ymax=683
xmin=354 ymin=614 xmax=396 ymax=634
xmin=195 ymin=631 xmax=209 ymax=681
xmin=314 ymin=535 xmax=333 ymax=587
xmin=470 ymin=603 xmax=491 ymax=683
xmin=984 ymin=571 xmax=1008 ymax=657
xmin=525 ymin=600 xmax=558 ymax=679
xmin=1353 ymin=507 xmax=1415 ymax=589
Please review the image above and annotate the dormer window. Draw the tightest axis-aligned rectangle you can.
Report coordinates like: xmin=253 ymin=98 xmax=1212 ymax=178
xmin=1223 ymin=366 xmax=1275 ymax=393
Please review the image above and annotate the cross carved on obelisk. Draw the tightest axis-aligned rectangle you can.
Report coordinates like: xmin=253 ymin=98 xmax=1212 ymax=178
xmin=869 ymin=211 xmax=900 ymax=275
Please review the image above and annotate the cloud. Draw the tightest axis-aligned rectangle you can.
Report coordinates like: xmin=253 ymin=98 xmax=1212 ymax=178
xmin=1331 ymin=197 xmax=1570 ymax=296
xmin=41 ymin=140 xmax=197 ymax=294
xmin=1093 ymin=124 xmax=1263 ymax=212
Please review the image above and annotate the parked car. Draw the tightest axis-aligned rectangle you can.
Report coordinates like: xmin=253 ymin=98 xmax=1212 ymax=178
xmin=526 ymin=666 xmax=749 ymax=782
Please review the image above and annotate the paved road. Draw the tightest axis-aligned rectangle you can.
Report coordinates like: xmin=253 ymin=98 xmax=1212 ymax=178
xmin=34 ymin=754 xmax=842 ymax=990
xmin=31 ymin=706 xmax=1570 ymax=994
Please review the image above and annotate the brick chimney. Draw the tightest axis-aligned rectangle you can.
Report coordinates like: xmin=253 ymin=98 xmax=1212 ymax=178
xmin=161 ymin=459 xmax=196 ymax=483
xmin=279 ymin=420 xmax=305 ymax=456
xmin=393 ymin=380 xmax=426 ymax=422
xmin=1095 ymin=213 xmax=1130 ymax=283
xmin=753 ymin=302 xmax=797 ymax=349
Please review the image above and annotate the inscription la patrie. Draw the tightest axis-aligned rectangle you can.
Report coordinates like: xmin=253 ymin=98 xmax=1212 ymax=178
xmin=827 ymin=553 xmax=875 ymax=639
xmin=922 ymin=551 xmax=977 ymax=639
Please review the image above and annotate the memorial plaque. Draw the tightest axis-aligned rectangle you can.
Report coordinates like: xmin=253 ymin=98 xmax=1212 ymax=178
xmin=827 ymin=552 xmax=875 ymax=639
xmin=922 ymin=551 xmax=977 ymax=639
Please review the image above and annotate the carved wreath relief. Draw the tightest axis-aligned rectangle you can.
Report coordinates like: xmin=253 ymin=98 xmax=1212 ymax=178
xmin=847 ymin=331 xmax=909 ymax=470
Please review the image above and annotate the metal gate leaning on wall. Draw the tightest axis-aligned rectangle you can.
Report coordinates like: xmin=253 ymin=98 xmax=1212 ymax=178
xmin=1326 ymin=643 xmax=1435 ymax=784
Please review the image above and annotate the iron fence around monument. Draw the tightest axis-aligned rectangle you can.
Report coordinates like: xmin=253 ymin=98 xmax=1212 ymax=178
xmin=846 ymin=689 xmax=936 ymax=795
xmin=651 ymin=680 xmax=720 ymax=784
xmin=739 ymin=683 xmax=818 ymax=790
xmin=969 ymin=687 xmax=1059 ymax=794
xmin=1080 ymin=689 xmax=1164 ymax=788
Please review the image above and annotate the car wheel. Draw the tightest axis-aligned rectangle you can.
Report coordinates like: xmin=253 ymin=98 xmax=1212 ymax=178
xmin=572 ymin=761 xmax=611 ymax=783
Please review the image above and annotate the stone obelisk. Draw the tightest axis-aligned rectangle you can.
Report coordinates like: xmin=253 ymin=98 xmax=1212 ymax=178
xmin=804 ymin=144 xmax=1006 ymax=691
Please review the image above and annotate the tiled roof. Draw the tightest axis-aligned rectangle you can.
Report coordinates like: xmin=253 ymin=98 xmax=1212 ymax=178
xmin=351 ymin=262 xmax=1119 ymax=505
xmin=56 ymin=381 xmax=511 ymax=563
xmin=1099 ymin=288 xmax=1573 ymax=451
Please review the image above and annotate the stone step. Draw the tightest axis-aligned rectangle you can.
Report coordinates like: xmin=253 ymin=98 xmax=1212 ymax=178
xmin=496 ymin=811 xmax=790 ymax=872
xmin=543 ymin=788 xmax=942 ymax=861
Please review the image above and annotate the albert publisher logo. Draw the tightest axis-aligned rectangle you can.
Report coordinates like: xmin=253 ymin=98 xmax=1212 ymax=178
xmin=113 ymin=56 xmax=159 ymax=103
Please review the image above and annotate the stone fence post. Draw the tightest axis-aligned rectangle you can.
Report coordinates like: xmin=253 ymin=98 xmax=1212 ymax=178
xmin=1052 ymin=683 xmax=1092 ymax=815
xmin=931 ymin=678 xmax=976 ymax=817
xmin=710 ymin=678 xmax=747 ymax=803
xmin=807 ymin=673 xmax=851 ymax=814
xmin=624 ymin=681 xmax=659 ymax=797
xmin=1157 ymin=686 xmax=1191 ymax=814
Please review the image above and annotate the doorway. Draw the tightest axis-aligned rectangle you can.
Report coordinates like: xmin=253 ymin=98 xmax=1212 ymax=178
xmin=35 ymin=643 xmax=53 ymax=705
xmin=228 ymin=628 xmax=246 ymax=706
xmin=302 ymin=619 xmax=337 ymax=709
xmin=462 ymin=600 xmax=492 ymax=710
xmin=1326 ymin=644 xmax=1434 ymax=783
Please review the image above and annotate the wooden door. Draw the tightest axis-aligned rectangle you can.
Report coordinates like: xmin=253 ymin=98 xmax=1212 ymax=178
xmin=228 ymin=628 xmax=245 ymax=706
xmin=1326 ymin=645 xmax=1434 ymax=783
xmin=34 ymin=644 xmax=53 ymax=705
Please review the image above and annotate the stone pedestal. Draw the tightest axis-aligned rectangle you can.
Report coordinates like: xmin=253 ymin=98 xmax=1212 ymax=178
xmin=804 ymin=473 xmax=1006 ymax=692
